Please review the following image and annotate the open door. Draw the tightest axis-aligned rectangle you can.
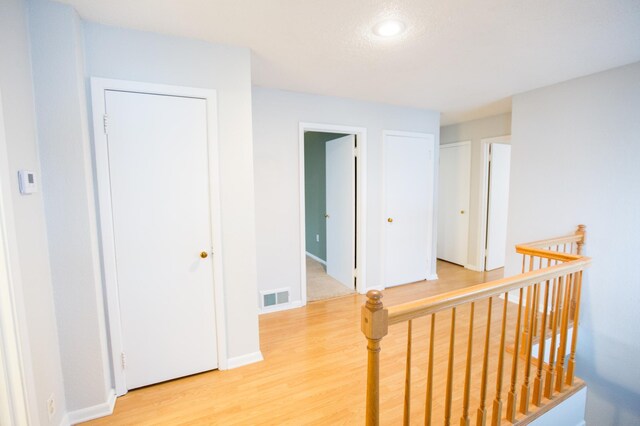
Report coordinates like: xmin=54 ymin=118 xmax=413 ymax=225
xmin=485 ymin=143 xmax=511 ymax=270
xmin=325 ymin=135 xmax=356 ymax=288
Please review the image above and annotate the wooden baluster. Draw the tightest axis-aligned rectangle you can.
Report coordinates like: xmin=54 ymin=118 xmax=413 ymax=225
xmin=491 ymin=294 xmax=509 ymax=426
xmin=549 ymin=259 xmax=557 ymax=331
xmin=520 ymin=284 xmax=539 ymax=414
xmin=403 ymin=320 xmax=412 ymax=426
xmin=532 ymin=260 xmax=540 ymax=337
xmin=506 ymin=288 xmax=524 ymax=423
xmin=555 ymin=274 xmax=573 ymax=393
xmin=533 ymin=278 xmax=551 ymax=406
xmin=362 ymin=290 xmax=388 ymax=426
xmin=424 ymin=314 xmax=436 ymax=426
xmin=571 ymin=225 xmax=586 ymax=320
xmin=521 ymin=257 xmax=534 ymax=355
xmin=477 ymin=298 xmax=492 ymax=426
xmin=576 ymin=224 xmax=586 ymax=255
xmin=566 ymin=271 xmax=583 ymax=386
xmin=461 ymin=303 xmax=475 ymax=426
xmin=545 ymin=275 xmax=563 ymax=399
xmin=444 ymin=308 xmax=456 ymax=426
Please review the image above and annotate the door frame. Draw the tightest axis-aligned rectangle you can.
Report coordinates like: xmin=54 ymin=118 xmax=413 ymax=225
xmin=381 ymin=130 xmax=438 ymax=289
xmin=0 ymin=90 xmax=34 ymax=425
xmin=476 ymin=135 xmax=511 ymax=271
xmin=438 ymin=141 xmax=471 ymax=266
xmin=298 ymin=123 xmax=367 ymax=301
xmin=91 ymin=78 xmax=227 ymax=396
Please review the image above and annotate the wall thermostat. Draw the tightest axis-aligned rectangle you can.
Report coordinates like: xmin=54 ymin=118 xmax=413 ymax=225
xmin=18 ymin=170 xmax=37 ymax=194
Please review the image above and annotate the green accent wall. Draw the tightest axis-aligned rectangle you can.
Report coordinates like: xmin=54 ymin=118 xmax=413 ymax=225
xmin=304 ymin=132 xmax=348 ymax=261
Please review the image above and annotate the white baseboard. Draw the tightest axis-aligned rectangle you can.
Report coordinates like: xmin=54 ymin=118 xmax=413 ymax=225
xmin=226 ymin=351 xmax=264 ymax=369
xmin=427 ymin=273 xmax=439 ymax=280
xmin=62 ymin=388 xmax=116 ymax=425
xmin=361 ymin=285 xmax=384 ymax=294
xmin=259 ymin=300 xmax=304 ymax=314
xmin=464 ymin=264 xmax=484 ymax=272
xmin=305 ymin=252 xmax=326 ymax=265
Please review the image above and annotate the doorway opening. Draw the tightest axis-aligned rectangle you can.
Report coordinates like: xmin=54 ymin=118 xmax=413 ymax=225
xmin=479 ymin=136 xmax=512 ymax=271
xmin=299 ymin=123 xmax=367 ymax=304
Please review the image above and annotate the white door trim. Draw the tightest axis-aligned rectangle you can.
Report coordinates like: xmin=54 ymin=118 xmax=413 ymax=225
xmin=90 ymin=78 xmax=227 ymax=396
xmin=477 ymin=135 xmax=511 ymax=271
xmin=298 ymin=123 xmax=367 ymax=300
xmin=439 ymin=140 xmax=472 ymax=267
xmin=0 ymin=91 xmax=34 ymax=425
xmin=381 ymin=130 xmax=439 ymax=288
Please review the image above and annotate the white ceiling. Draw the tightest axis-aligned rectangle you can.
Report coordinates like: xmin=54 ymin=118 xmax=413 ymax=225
xmin=58 ymin=0 xmax=640 ymax=125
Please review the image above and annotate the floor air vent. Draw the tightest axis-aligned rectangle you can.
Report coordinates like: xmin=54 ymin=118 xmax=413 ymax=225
xmin=261 ymin=288 xmax=290 ymax=309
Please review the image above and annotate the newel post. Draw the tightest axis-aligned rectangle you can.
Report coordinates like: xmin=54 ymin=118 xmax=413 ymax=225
xmin=576 ymin=224 xmax=586 ymax=255
xmin=362 ymin=290 xmax=388 ymax=426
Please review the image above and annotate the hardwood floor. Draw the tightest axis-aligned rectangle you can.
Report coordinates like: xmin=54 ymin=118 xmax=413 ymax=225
xmin=83 ymin=261 xmax=503 ymax=425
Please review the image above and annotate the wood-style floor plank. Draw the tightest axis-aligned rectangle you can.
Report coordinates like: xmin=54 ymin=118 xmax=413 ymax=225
xmin=83 ymin=261 xmax=504 ymax=425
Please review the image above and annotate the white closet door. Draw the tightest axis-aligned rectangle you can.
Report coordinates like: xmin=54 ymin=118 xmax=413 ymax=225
xmin=105 ymin=90 xmax=218 ymax=390
xmin=437 ymin=142 xmax=471 ymax=266
xmin=384 ymin=133 xmax=435 ymax=287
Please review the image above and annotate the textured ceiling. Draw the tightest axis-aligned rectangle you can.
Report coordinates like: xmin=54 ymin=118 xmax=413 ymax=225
xmin=58 ymin=0 xmax=640 ymax=124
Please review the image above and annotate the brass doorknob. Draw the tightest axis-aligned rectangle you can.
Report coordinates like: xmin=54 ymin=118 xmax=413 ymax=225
xmin=200 ymin=251 xmax=209 ymax=259
xmin=387 ymin=218 xmax=393 ymax=223
xmin=460 ymin=210 xmax=465 ymax=214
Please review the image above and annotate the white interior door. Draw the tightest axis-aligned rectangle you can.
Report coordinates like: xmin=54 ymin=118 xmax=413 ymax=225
xmin=384 ymin=133 xmax=435 ymax=287
xmin=485 ymin=143 xmax=511 ymax=271
xmin=437 ymin=142 xmax=471 ymax=265
xmin=325 ymin=135 xmax=355 ymax=288
xmin=105 ymin=90 xmax=218 ymax=390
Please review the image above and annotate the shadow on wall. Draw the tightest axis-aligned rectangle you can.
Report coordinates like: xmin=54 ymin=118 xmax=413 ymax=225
xmin=578 ymin=279 xmax=640 ymax=425
xmin=578 ymin=353 xmax=640 ymax=425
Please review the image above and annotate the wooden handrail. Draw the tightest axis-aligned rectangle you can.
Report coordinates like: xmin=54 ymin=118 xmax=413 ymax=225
xmin=518 ymin=234 xmax=583 ymax=249
xmin=514 ymin=246 xmax=581 ymax=262
xmin=520 ymin=225 xmax=586 ymax=250
xmin=386 ymin=257 xmax=590 ymax=325
xmin=362 ymin=225 xmax=589 ymax=425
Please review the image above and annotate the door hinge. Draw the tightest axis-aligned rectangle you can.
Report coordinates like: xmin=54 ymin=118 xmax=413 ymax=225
xmin=353 ymin=268 xmax=358 ymax=277
xmin=103 ymin=114 xmax=109 ymax=135
xmin=121 ymin=352 xmax=126 ymax=370
xmin=353 ymin=147 xmax=358 ymax=157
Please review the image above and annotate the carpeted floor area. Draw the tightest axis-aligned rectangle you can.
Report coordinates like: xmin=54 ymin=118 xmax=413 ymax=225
xmin=306 ymin=255 xmax=355 ymax=302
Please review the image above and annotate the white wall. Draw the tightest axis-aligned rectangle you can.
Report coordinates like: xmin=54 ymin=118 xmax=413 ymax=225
xmin=0 ymin=0 xmax=67 ymax=424
xmin=27 ymin=0 xmax=112 ymax=413
xmin=440 ymin=113 xmax=511 ymax=269
xmin=506 ymin=61 xmax=640 ymax=426
xmin=252 ymin=87 xmax=440 ymax=303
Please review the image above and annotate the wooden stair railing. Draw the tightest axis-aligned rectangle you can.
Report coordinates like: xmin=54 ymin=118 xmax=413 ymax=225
xmin=362 ymin=225 xmax=590 ymax=425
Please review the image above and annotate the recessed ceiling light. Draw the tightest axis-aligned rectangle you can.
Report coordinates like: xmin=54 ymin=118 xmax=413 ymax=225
xmin=373 ymin=19 xmax=406 ymax=37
